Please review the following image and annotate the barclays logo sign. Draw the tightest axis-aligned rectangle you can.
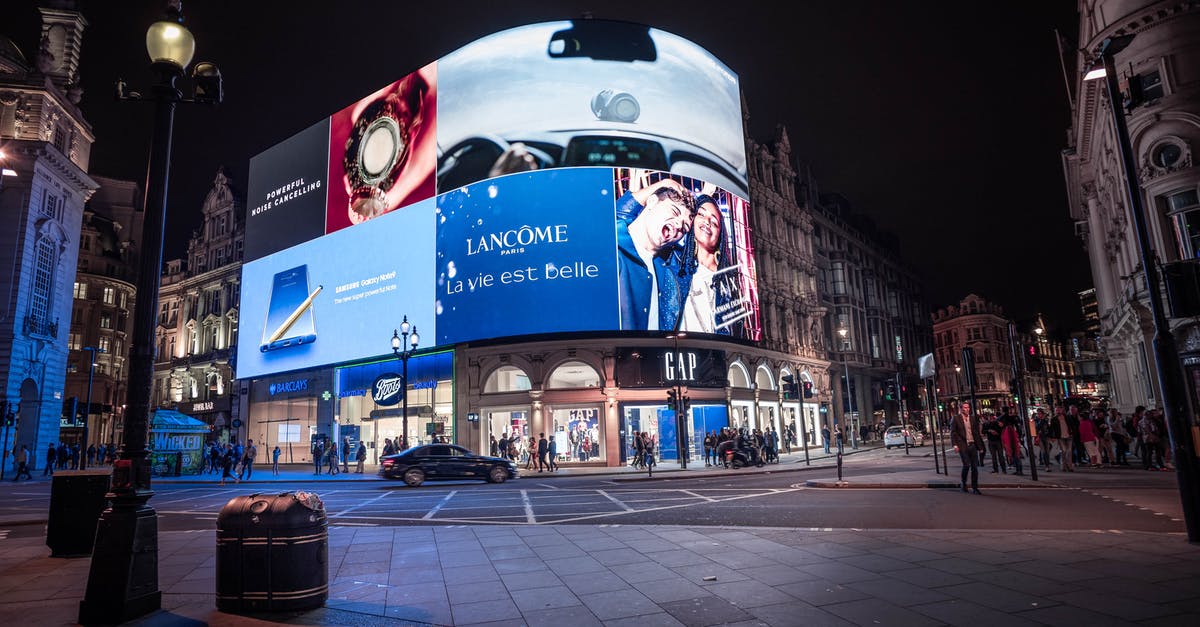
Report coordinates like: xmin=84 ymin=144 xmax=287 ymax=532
xmin=372 ymin=373 xmax=405 ymax=407
xmin=269 ymin=379 xmax=309 ymax=396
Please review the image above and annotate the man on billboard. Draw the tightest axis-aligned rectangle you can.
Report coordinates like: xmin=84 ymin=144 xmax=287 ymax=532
xmin=616 ymin=179 xmax=694 ymax=331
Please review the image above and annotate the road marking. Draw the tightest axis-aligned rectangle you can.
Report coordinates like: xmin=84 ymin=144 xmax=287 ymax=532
xmin=597 ymin=490 xmax=634 ymax=512
xmin=521 ymin=490 xmax=536 ymax=523
xmin=331 ymin=522 xmax=378 ymax=527
xmin=538 ymin=483 xmax=558 ymax=490
xmin=422 ymin=490 xmax=458 ymax=520
xmin=681 ymin=490 xmax=717 ymax=502
xmin=330 ymin=491 xmax=391 ymax=519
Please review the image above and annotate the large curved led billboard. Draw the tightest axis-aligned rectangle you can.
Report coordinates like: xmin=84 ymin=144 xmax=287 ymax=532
xmin=239 ymin=20 xmax=758 ymax=379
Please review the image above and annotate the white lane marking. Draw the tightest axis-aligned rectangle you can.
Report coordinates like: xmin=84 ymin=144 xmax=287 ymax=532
xmin=681 ymin=490 xmax=717 ymax=502
xmin=422 ymin=490 xmax=458 ymax=520
xmin=331 ymin=522 xmax=378 ymax=527
xmin=549 ymin=488 xmax=802 ymax=524
xmin=521 ymin=489 xmax=536 ymax=523
xmin=597 ymin=490 xmax=634 ymax=512
xmin=330 ymin=491 xmax=391 ymax=519
xmin=538 ymin=483 xmax=558 ymax=490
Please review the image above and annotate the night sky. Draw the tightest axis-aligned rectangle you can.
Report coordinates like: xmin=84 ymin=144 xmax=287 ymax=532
xmin=6 ymin=0 xmax=1088 ymax=329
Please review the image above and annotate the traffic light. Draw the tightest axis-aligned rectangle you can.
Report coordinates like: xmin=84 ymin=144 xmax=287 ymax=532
xmin=802 ymin=381 xmax=814 ymax=398
xmin=781 ymin=375 xmax=798 ymax=400
xmin=1026 ymin=344 xmax=1043 ymax=372
xmin=884 ymin=382 xmax=897 ymax=401
xmin=667 ymin=389 xmax=677 ymax=410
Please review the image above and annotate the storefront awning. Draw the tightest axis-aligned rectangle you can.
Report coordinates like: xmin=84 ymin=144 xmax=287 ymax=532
xmin=151 ymin=409 xmax=209 ymax=432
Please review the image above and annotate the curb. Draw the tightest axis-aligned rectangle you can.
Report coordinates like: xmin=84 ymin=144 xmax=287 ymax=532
xmin=804 ymin=480 xmax=1061 ymax=489
xmin=0 ymin=518 xmax=47 ymax=526
xmin=613 ymin=463 xmax=837 ymax=482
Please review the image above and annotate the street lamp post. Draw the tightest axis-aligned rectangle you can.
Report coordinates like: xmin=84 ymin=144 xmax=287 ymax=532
xmin=1086 ymin=34 xmax=1200 ymax=543
xmin=81 ymin=346 xmax=98 ymax=470
xmin=837 ymin=328 xmax=858 ymax=449
xmin=391 ymin=316 xmax=420 ymax=449
xmin=81 ymin=3 xmax=222 ymax=622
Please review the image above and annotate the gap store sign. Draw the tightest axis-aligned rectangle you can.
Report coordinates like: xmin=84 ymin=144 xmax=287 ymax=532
xmin=239 ymin=20 xmax=760 ymax=379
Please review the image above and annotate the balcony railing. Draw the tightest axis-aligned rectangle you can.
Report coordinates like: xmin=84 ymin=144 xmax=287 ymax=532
xmin=23 ymin=314 xmax=58 ymax=338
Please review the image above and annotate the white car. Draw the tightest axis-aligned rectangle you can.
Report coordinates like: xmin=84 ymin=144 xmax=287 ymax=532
xmin=884 ymin=425 xmax=924 ymax=449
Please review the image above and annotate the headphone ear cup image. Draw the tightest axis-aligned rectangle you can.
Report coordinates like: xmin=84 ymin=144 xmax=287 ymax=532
xmin=591 ymin=89 xmax=640 ymax=123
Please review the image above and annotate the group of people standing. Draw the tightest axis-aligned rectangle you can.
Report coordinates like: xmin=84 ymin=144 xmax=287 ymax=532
xmin=315 ymin=436 xmax=368 ymax=475
xmin=205 ymin=439 xmax=264 ymax=486
xmin=704 ymin=427 xmax=781 ymax=467
xmin=10 ymin=442 xmax=116 ymax=482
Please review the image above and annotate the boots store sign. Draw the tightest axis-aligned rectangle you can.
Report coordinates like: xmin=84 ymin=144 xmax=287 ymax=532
xmin=372 ymin=373 xmax=405 ymax=406
xmin=615 ymin=348 xmax=726 ymax=388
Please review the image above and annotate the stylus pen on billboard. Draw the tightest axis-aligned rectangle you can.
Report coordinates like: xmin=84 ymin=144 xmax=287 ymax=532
xmin=267 ymin=285 xmax=323 ymax=343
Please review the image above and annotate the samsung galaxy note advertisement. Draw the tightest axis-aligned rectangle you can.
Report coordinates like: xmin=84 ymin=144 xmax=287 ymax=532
xmin=237 ymin=198 xmax=437 ymax=379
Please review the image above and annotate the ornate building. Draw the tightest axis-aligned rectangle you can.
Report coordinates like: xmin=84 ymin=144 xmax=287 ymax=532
xmin=0 ymin=2 xmax=98 ymax=466
xmin=151 ymin=169 xmax=243 ymax=441
xmin=63 ymin=175 xmax=141 ymax=449
xmin=811 ymin=188 xmax=933 ymax=433
xmin=1063 ymin=0 xmax=1200 ymax=413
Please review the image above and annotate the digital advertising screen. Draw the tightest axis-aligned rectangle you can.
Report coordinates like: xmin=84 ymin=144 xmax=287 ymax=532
xmin=241 ymin=19 xmax=759 ymax=379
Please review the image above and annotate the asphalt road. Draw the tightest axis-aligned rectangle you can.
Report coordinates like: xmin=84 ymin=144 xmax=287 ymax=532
xmin=0 ymin=448 xmax=1186 ymax=539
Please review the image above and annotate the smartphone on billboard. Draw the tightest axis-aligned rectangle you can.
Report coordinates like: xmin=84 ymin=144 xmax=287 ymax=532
xmin=260 ymin=265 xmax=321 ymax=352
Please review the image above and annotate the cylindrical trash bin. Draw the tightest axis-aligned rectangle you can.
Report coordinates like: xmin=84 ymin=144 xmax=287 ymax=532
xmin=46 ymin=469 xmax=111 ymax=557
xmin=216 ymin=491 xmax=327 ymax=612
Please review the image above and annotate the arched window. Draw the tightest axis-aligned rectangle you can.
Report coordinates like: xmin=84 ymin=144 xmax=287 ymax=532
xmin=755 ymin=365 xmax=776 ymax=390
xmin=727 ymin=362 xmax=751 ymax=388
xmin=483 ymin=366 xmax=531 ymax=393
xmin=545 ymin=360 xmax=601 ymax=389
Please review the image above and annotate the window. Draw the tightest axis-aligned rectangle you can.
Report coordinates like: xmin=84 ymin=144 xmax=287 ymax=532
xmin=118 ymin=291 xmax=128 ymax=309
xmin=1166 ymin=189 xmax=1200 ymax=258
xmin=546 ymin=361 xmax=601 ymax=389
xmin=98 ymin=336 xmax=111 ymax=353
xmin=30 ymin=239 xmax=55 ymax=326
xmin=102 ymin=286 xmax=115 ymax=304
xmin=68 ymin=332 xmax=81 ymax=350
xmin=1135 ymin=70 xmax=1164 ymax=103
xmin=831 ymin=262 xmax=846 ymax=295
xmin=99 ymin=312 xmax=112 ymax=329
xmin=114 ymin=339 xmax=123 ymax=356
xmin=41 ymin=191 xmax=63 ymax=220
xmin=53 ymin=125 xmax=69 ymax=153
xmin=73 ymin=282 xmax=88 ymax=299
xmin=206 ymin=289 xmax=221 ymax=315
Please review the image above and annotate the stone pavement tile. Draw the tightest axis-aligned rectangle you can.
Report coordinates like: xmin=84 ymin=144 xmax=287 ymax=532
xmin=946 ymin=548 xmax=1032 ymax=566
xmin=1048 ymin=589 xmax=1180 ymax=622
xmin=448 ymin=580 xmax=510 ymax=605
xmin=846 ymin=577 xmax=952 ymax=607
xmin=579 ymin=588 xmax=661 ymax=621
xmin=671 ymin=562 xmax=751 ymax=586
xmin=636 ymin=577 xmax=714 ymax=604
xmin=385 ymin=581 xmax=448 ymax=605
xmin=441 ymin=549 xmax=493 ymax=568
xmin=706 ymin=579 xmax=796 ymax=608
xmin=560 ymin=570 xmax=633 ymax=595
xmin=838 ymin=553 xmax=917 ymax=573
xmin=444 ymin=564 xmax=500 ymax=585
xmin=775 ymin=579 xmax=870 ymax=607
xmin=798 ymin=542 xmax=868 ymax=559
xmin=763 ymin=547 xmax=821 ymax=566
xmin=520 ymin=604 xmax=604 ymax=627
xmin=547 ymin=555 xmax=608 ymax=576
xmin=601 ymin=612 xmax=687 ymax=627
xmin=921 ymin=556 xmax=998 ymax=576
xmin=510 ymin=584 xmax=582 ymax=612
xmin=495 ymin=557 xmax=551 ymax=575
xmin=611 ymin=561 xmax=680 ymax=584
xmin=658 ymin=595 xmax=753 ymax=626
xmin=711 ymin=550 xmax=780 ymax=570
xmin=722 ymin=538 xmax=792 ymax=554
xmin=938 ymin=581 xmax=1059 ymax=613
xmin=386 ymin=598 xmax=455 ymax=625
xmin=338 ymin=561 xmax=393 ymax=578
xmin=743 ymin=563 xmax=818 ymax=586
xmin=387 ymin=565 xmax=443 ymax=585
xmin=823 ymin=598 xmax=945 ymax=627
xmin=573 ymin=536 xmax=627 ymax=552
xmin=966 ymin=568 xmax=1082 ymax=598
xmin=487 ymin=544 xmax=539 ymax=560
xmin=642 ymin=549 xmax=714 ymax=568
xmin=1006 ymin=559 xmax=1107 ymax=584
xmin=534 ymin=544 xmax=589 ymax=560
xmin=181 ymin=565 xmax=216 ymax=581
xmin=911 ymin=598 xmax=1043 ymax=627
xmin=796 ymin=561 xmax=880 ymax=584
xmin=593 ymin=548 xmax=649 ymax=567
xmin=749 ymin=600 xmax=856 ymax=627
xmin=450 ymin=598 xmax=523 ymax=625
xmin=459 ymin=619 xmax=530 ymax=627
xmin=1014 ymin=603 xmax=1138 ymax=627
xmin=502 ymin=569 xmax=565 ymax=591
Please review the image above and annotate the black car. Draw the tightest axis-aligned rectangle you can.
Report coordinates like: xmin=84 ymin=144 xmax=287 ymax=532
xmin=379 ymin=444 xmax=519 ymax=487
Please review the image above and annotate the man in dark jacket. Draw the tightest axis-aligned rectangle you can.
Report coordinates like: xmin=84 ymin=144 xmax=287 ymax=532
xmin=951 ymin=401 xmax=985 ymax=494
xmin=537 ymin=433 xmax=549 ymax=472
xmin=982 ymin=414 xmax=1007 ymax=474
xmin=1047 ymin=405 xmax=1078 ymax=471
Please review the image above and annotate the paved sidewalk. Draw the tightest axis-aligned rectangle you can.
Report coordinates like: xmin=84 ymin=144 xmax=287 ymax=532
xmin=1 ymin=522 xmax=1198 ymax=626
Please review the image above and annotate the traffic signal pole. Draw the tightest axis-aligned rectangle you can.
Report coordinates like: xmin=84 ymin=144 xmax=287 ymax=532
xmin=1008 ymin=322 xmax=1038 ymax=482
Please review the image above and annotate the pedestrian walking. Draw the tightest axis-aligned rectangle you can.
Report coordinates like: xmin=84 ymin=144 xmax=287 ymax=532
xmin=356 ymin=441 xmax=366 ymax=473
xmin=1000 ymin=408 xmax=1024 ymax=476
xmin=219 ymin=443 xmax=239 ymax=486
xmin=44 ymin=443 xmax=55 ymax=476
xmin=1050 ymin=405 xmax=1078 ymax=471
xmin=821 ymin=425 xmax=832 ymax=454
xmin=537 ymin=433 xmax=549 ymax=472
xmin=12 ymin=445 xmax=32 ymax=481
xmin=547 ymin=434 xmax=559 ymax=472
xmin=240 ymin=439 xmax=257 ymax=480
xmin=951 ymin=402 xmax=984 ymax=495
xmin=272 ymin=445 xmax=281 ymax=475
xmin=312 ymin=439 xmax=324 ymax=475
xmin=86 ymin=444 xmax=96 ymax=466
xmin=342 ymin=437 xmax=351 ymax=474
xmin=983 ymin=414 xmax=1007 ymax=474
xmin=326 ymin=439 xmax=340 ymax=475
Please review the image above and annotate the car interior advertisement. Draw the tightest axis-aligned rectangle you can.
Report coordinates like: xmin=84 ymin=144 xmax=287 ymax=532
xmin=245 ymin=118 xmax=331 ymax=262
xmin=237 ymin=197 xmax=437 ymax=379
xmin=435 ymin=20 xmax=747 ymax=198
xmin=327 ymin=63 xmax=438 ymax=235
xmin=434 ymin=167 xmax=620 ymax=345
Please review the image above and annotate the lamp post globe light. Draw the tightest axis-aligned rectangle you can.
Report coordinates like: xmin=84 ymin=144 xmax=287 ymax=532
xmin=80 ymin=2 xmax=222 ymax=622
xmin=837 ymin=327 xmax=857 ymax=449
xmin=392 ymin=316 xmax=420 ymax=449
xmin=1083 ymin=33 xmax=1200 ymax=543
